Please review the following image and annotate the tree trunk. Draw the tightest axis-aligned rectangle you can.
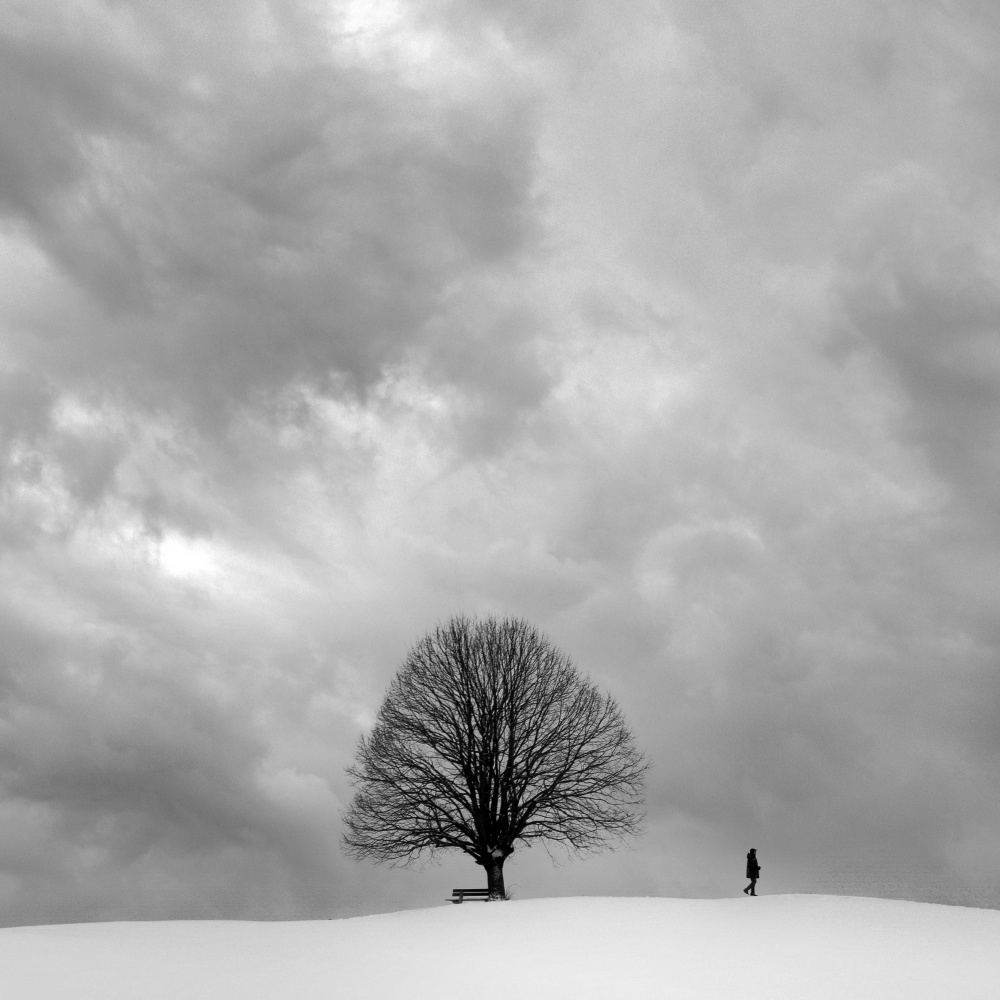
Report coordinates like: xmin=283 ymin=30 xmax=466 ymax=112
xmin=485 ymin=857 xmax=507 ymax=900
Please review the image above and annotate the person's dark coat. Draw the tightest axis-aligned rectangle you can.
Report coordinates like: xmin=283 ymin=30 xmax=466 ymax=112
xmin=746 ymin=853 xmax=760 ymax=879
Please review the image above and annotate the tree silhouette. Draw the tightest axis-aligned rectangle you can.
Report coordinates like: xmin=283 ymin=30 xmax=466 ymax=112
xmin=343 ymin=615 xmax=647 ymax=899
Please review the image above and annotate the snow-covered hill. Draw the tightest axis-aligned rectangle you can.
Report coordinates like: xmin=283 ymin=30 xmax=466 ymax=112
xmin=3 ymin=895 xmax=998 ymax=999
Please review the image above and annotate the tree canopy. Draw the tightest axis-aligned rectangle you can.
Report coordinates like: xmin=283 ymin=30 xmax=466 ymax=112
xmin=342 ymin=615 xmax=647 ymax=898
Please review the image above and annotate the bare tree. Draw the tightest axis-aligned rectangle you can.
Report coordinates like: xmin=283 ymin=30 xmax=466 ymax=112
xmin=343 ymin=615 xmax=648 ymax=899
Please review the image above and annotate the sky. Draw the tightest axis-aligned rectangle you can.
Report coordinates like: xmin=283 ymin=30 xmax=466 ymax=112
xmin=0 ymin=0 xmax=998 ymax=925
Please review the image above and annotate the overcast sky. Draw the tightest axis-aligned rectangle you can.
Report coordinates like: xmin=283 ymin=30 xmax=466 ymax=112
xmin=1 ymin=0 xmax=999 ymax=925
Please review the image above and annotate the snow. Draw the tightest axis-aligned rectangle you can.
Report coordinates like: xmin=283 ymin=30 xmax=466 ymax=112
xmin=2 ymin=895 xmax=998 ymax=999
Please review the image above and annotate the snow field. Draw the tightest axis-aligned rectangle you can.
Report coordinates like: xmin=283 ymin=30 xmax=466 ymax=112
xmin=2 ymin=894 xmax=998 ymax=999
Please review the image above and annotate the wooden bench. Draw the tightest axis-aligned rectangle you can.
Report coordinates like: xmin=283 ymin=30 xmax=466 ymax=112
xmin=449 ymin=888 xmax=491 ymax=904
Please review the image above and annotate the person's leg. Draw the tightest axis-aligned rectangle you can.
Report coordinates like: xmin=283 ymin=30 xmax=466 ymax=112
xmin=750 ymin=878 xmax=757 ymax=896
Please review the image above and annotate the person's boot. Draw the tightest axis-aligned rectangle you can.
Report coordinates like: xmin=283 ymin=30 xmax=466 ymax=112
xmin=743 ymin=887 xmax=749 ymax=894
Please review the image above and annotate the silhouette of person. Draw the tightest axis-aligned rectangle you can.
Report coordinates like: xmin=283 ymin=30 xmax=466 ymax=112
xmin=744 ymin=848 xmax=760 ymax=895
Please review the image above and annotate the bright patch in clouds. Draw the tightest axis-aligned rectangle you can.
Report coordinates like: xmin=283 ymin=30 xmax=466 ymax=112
xmin=336 ymin=0 xmax=510 ymax=92
xmin=157 ymin=533 xmax=217 ymax=581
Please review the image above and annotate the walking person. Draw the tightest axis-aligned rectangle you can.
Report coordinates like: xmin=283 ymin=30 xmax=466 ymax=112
xmin=744 ymin=848 xmax=760 ymax=895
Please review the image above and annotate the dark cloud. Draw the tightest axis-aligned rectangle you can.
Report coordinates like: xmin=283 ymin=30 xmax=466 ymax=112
xmin=0 ymin=21 xmax=162 ymax=220
xmin=836 ymin=171 xmax=1000 ymax=513
xmin=1 ymin=0 xmax=542 ymax=430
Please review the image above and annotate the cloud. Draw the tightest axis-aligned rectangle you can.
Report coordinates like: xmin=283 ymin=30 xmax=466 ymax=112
xmin=835 ymin=166 xmax=1000 ymax=513
xmin=1 ymin=0 xmax=542 ymax=430
xmin=0 ymin=0 xmax=999 ymax=924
